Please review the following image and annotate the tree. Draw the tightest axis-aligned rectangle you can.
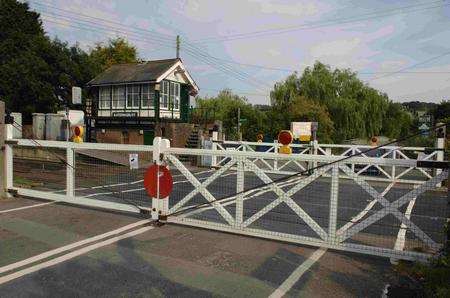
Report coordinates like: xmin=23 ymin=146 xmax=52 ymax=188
xmin=195 ymin=89 xmax=267 ymax=141
xmin=433 ymin=100 xmax=450 ymax=124
xmin=89 ymin=38 xmax=139 ymax=73
xmin=0 ymin=0 xmax=99 ymax=119
xmin=382 ymin=102 xmax=413 ymax=139
xmin=0 ymin=0 xmax=59 ymax=118
xmin=270 ymin=61 xmax=407 ymax=142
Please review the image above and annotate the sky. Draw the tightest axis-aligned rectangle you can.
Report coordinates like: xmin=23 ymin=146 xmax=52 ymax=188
xmin=26 ymin=0 xmax=450 ymax=105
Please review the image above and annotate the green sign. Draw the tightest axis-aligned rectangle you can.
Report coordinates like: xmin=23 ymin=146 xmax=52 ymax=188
xmin=239 ymin=118 xmax=247 ymax=123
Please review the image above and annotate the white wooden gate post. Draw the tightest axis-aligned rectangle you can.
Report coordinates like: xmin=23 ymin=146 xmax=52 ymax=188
xmin=66 ymin=148 xmax=75 ymax=198
xmin=153 ymin=137 xmax=170 ymax=220
xmin=1 ymin=101 xmax=13 ymax=198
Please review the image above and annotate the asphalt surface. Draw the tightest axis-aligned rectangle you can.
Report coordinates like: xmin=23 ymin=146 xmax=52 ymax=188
xmin=1 ymin=197 xmax=400 ymax=297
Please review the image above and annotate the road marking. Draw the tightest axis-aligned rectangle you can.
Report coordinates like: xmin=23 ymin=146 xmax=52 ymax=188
xmin=0 ymin=219 xmax=151 ymax=275
xmin=0 ymin=202 xmax=55 ymax=214
xmin=0 ymin=225 xmax=153 ymax=285
xmin=337 ymin=182 xmax=395 ymax=235
xmin=269 ymin=248 xmax=327 ymax=298
xmin=393 ymin=196 xmax=417 ymax=252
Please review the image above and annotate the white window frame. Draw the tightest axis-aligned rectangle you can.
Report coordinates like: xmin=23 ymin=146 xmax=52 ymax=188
xmin=161 ymin=81 xmax=169 ymax=109
xmin=141 ymin=84 xmax=154 ymax=109
xmin=112 ymin=85 xmax=125 ymax=109
xmin=174 ymin=83 xmax=180 ymax=110
xmin=126 ymin=84 xmax=140 ymax=109
xmin=99 ymin=86 xmax=111 ymax=109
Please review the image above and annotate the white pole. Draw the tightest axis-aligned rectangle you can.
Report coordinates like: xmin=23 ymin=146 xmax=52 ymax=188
xmin=66 ymin=148 xmax=75 ymax=198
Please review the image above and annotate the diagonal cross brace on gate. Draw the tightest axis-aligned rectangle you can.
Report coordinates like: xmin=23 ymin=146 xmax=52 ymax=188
xmin=242 ymin=159 xmax=331 ymax=240
xmin=337 ymin=166 xmax=448 ymax=250
xmin=355 ymin=148 xmax=394 ymax=179
xmin=166 ymin=154 xmax=236 ymax=225
xmin=394 ymin=149 xmax=435 ymax=180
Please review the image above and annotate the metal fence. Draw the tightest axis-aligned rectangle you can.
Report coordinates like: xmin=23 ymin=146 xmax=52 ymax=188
xmin=5 ymin=137 xmax=448 ymax=262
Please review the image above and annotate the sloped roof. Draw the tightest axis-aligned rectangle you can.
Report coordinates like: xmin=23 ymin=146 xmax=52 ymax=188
xmin=87 ymin=58 xmax=179 ymax=86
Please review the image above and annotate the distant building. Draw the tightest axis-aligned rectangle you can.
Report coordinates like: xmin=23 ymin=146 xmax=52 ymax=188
xmin=416 ymin=110 xmax=432 ymax=127
xmin=86 ymin=58 xmax=199 ymax=146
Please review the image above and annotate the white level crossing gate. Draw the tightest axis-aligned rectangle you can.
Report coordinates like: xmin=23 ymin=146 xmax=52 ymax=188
xmin=5 ymin=137 xmax=449 ymax=262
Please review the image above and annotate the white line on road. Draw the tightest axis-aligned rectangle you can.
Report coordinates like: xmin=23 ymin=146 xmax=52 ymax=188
xmin=0 ymin=202 xmax=56 ymax=214
xmin=0 ymin=225 xmax=153 ymax=285
xmin=269 ymin=248 xmax=327 ymax=298
xmin=337 ymin=182 xmax=395 ymax=235
xmin=0 ymin=219 xmax=151 ymax=275
xmin=393 ymin=196 xmax=417 ymax=252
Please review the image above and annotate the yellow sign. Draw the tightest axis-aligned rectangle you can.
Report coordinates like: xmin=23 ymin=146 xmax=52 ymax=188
xmin=279 ymin=145 xmax=292 ymax=154
xmin=291 ymin=122 xmax=311 ymax=140
xmin=73 ymin=126 xmax=84 ymax=143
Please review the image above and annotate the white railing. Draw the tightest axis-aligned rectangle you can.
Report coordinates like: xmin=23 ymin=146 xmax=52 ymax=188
xmin=210 ymin=140 xmax=444 ymax=185
xmin=5 ymin=137 xmax=448 ymax=262
xmin=164 ymin=143 xmax=448 ymax=261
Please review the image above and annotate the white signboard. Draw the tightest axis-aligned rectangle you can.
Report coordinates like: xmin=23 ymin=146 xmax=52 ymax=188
xmin=129 ymin=154 xmax=139 ymax=170
xmin=72 ymin=86 xmax=82 ymax=105
xmin=291 ymin=122 xmax=312 ymax=139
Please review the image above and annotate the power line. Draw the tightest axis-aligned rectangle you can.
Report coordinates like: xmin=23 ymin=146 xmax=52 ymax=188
xmin=39 ymin=13 xmax=174 ymax=49
xmin=28 ymin=0 xmax=176 ymax=43
xmin=29 ymin=1 xmax=450 ymax=94
xmin=182 ymin=43 xmax=272 ymax=88
xmin=191 ymin=1 xmax=449 ymax=43
xmin=32 ymin=1 xmax=450 ymax=77
xmin=39 ymin=16 xmax=271 ymax=93
xmin=30 ymin=3 xmax=273 ymax=92
xmin=368 ymin=50 xmax=450 ymax=82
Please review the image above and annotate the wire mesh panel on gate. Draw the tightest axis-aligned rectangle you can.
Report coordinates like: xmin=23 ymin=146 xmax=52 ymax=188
xmin=74 ymin=148 xmax=153 ymax=208
xmin=12 ymin=145 xmax=67 ymax=192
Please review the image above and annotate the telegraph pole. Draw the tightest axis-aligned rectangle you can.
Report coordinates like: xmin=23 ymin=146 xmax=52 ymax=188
xmin=237 ymin=107 xmax=242 ymax=141
xmin=176 ymin=35 xmax=180 ymax=59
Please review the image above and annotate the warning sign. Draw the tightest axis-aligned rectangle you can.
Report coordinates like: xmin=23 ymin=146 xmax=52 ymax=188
xmin=143 ymin=165 xmax=173 ymax=198
xmin=291 ymin=122 xmax=312 ymax=141
xmin=129 ymin=153 xmax=139 ymax=169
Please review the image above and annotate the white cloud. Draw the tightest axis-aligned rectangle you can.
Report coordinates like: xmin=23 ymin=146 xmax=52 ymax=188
xmin=310 ymin=38 xmax=361 ymax=58
xmin=257 ymin=1 xmax=320 ymax=17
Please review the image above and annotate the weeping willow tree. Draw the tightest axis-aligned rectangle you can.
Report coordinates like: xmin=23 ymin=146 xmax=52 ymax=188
xmin=270 ymin=61 xmax=410 ymax=142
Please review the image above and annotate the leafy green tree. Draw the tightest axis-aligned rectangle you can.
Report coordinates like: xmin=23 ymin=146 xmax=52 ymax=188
xmin=0 ymin=0 xmax=100 ymax=119
xmin=382 ymin=102 xmax=413 ymax=139
xmin=195 ymin=89 xmax=267 ymax=141
xmin=89 ymin=38 xmax=139 ymax=73
xmin=270 ymin=61 xmax=407 ymax=142
xmin=0 ymin=0 xmax=58 ymax=118
xmin=433 ymin=100 xmax=450 ymax=124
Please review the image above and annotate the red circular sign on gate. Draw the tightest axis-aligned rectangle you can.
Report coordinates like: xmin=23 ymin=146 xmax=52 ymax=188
xmin=143 ymin=164 xmax=173 ymax=198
